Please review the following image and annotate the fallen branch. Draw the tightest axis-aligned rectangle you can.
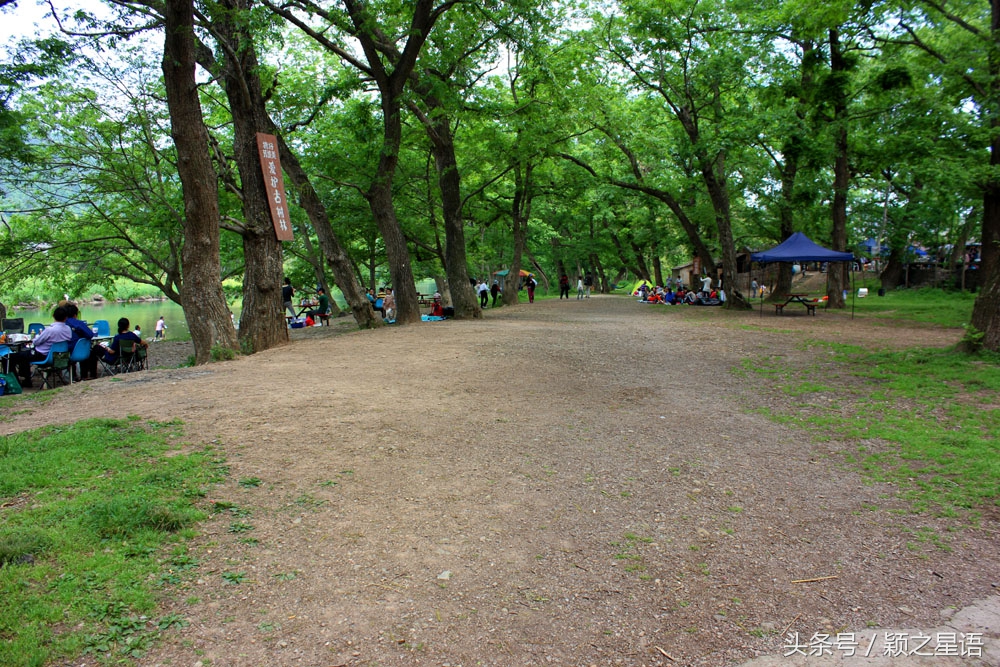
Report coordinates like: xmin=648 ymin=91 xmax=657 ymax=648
xmin=780 ymin=613 xmax=801 ymax=637
xmin=654 ymin=646 xmax=676 ymax=661
xmin=790 ymin=575 xmax=839 ymax=584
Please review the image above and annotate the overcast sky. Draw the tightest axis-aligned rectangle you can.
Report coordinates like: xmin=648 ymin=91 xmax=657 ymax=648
xmin=2 ymin=0 xmax=57 ymax=46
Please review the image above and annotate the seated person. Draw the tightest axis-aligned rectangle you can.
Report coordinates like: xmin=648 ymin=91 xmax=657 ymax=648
xmin=663 ymin=289 xmax=676 ymax=304
xmin=64 ymin=302 xmax=97 ymax=379
xmin=64 ymin=303 xmax=95 ymax=347
xmin=12 ymin=305 xmax=74 ymax=387
xmin=684 ymin=290 xmax=698 ymax=304
xmin=430 ymin=294 xmax=445 ymax=317
xmin=367 ymin=288 xmax=385 ymax=318
xmin=93 ymin=317 xmax=147 ymax=370
xmin=306 ymin=288 xmax=330 ymax=320
xmin=647 ymin=291 xmax=664 ymax=304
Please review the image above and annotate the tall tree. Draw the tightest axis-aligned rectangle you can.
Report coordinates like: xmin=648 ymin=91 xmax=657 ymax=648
xmin=162 ymin=0 xmax=239 ymax=362
xmin=604 ymin=0 xmax=756 ymax=307
xmin=266 ymin=0 xmax=456 ymax=324
xmin=879 ymin=0 xmax=1000 ymax=348
xmin=201 ymin=0 xmax=290 ymax=352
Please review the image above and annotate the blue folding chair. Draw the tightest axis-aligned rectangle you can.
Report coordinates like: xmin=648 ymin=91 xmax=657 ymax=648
xmin=27 ymin=323 xmax=45 ymax=336
xmin=0 ymin=344 xmax=11 ymax=375
xmin=68 ymin=338 xmax=92 ymax=383
xmin=94 ymin=320 xmax=111 ymax=338
xmin=31 ymin=341 xmax=71 ymax=389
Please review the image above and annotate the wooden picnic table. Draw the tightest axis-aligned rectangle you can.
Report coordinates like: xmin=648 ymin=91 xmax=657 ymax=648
xmin=775 ymin=293 xmax=818 ymax=316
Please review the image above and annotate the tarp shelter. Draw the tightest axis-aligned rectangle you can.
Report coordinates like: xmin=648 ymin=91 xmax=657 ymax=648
xmin=750 ymin=232 xmax=856 ymax=317
xmin=492 ymin=268 xmax=531 ymax=292
xmin=750 ymin=232 xmax=854 ymax=264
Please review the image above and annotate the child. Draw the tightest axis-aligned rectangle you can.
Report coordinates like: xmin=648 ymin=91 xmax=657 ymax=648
xmin=383 ymin=288 xmax=396 ymax=322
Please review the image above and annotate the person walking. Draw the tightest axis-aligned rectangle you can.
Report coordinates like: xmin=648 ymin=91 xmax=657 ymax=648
xmin=584 ymin=272 xmax=594 ymax=298
xmin=477 ymin=280 xmax=489 ymax=308
xmin=577 ymin=276 xmax=585 ymax=299
xmin=490 ymin=280 xmax=501 ymax=307
xmin=526 ymin=275 xmax=537 ymax=303
xmin=155 ymin=316 xmax=166 ymax=340
xmin=282 ymin=277 xmax=296 ymax=319
xmin=558 ymin=273 xmax=570 ymax=299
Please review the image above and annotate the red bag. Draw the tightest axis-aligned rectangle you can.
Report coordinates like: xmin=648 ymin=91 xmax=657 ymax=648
xmin=305 ymin=315 xmax=315 ymax=327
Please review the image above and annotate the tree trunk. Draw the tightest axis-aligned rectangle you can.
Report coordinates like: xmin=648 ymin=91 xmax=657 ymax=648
xmin=826 ymin=28 xmax=850 ymax=308
xmin=504 ymin=162 xmax=532 ymax=306
xmin=343 ymin=0 xmax=438 ymax=325
xmin=880 ymin=247 xmax=905 ymax=290
xmin=213 ymin=0 xmax=288 ymax=354
xmin=971 ymin=253 xmax=1000 ymax=350
xmin=368 ymin=167 xmax=420 ymax=322
xmin=161 ymin=0 xmax=238 ymax=364
xmin=427 ymin=111 xmax=480 ymax=319
xmin=671 ymin=97 xmax=746 ymax=307
xmin=275 ymin=133 xmax=377 ymax=328
xmin=698 ymin=151 xmax=748 ymax=308
xmin=970 ymin=135 xmax=1000 ymax=348
xmin=591 ymin=253 xmax=607 ymax=293
xmin=971 ymin=3 xmax=1000 ymax=350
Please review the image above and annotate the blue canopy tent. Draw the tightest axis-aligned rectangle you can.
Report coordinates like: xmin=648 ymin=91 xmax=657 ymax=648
xmin=750 ymin=232 xmax=856 ymax=317
xmin=751 ymin=232 xmax=855 ymax=264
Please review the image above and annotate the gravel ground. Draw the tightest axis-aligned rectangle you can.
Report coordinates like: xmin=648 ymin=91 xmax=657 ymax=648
xmin=2 ymin=295 xmax=997 ymax=666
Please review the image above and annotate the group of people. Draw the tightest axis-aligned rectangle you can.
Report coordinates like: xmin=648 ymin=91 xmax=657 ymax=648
xmin=367 ymin=287 xmax=396 ymax=322
xmin=474 ymin=279 xmax=502 ymax=308
xmin=634 ymin=281 xmax=726 ymax=306
xmin=557 ymin=273 xmax=596 ymax=300
xmin=283 ymin=278 xmax=334 ymax=325
xmin=9 ymin=303 xmax=148 ymax=388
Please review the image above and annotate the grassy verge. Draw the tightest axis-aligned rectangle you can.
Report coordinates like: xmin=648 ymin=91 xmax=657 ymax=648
xmin=742 ymin=342 xmax=999 ymax=516
xmin=0 ymin=418 xmax=224 ymax=666
xmin=848 ymin=282 xmax=976 ymax=328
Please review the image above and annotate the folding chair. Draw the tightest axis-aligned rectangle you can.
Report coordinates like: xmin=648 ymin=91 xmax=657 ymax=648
xmin=118 ymin=340 xmax=147 ymax=373
xmin=97 ymin=344 xmax=121 ymax=377
xmin=31 ymin=341 xmax=71 ymax=389
xmin=0 ymin=344 xmax=11 ymax=375
xmin=93 ymin=320 xmax=111 ymax=338
xmin=27 ymin=323 xmax=45 ymax=337
xmin=68 ymin=338 xmax=92 ymax=383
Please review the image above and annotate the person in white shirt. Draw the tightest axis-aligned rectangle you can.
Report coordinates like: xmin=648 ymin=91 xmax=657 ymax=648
xmin=477 ymin=280 xmax=489 ymax=308
xmin=12 ymin=305 xmax=73 ymax=387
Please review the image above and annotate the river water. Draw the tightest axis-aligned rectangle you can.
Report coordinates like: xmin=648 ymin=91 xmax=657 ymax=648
xmin=12 ymin=279 xmax=443 ymax=341
xmin=11 ymin=300 xmax=227 ymax=342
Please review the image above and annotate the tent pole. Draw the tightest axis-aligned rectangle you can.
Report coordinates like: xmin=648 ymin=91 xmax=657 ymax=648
xmin=851 ymin=263 xmax=856 ymax=320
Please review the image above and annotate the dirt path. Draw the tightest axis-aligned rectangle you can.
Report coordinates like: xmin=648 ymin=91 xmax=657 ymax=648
xmin=4 ymin=296 xmax=998 ymax=666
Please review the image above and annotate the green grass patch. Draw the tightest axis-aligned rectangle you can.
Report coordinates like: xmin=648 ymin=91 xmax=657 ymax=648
xmin=744 ymin=343 xmax=1000 ymax=515
xmin=849 ymin=284 xmax=975 ymax=328
xmin=0 ymin=418 xmax=223 ymax=666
